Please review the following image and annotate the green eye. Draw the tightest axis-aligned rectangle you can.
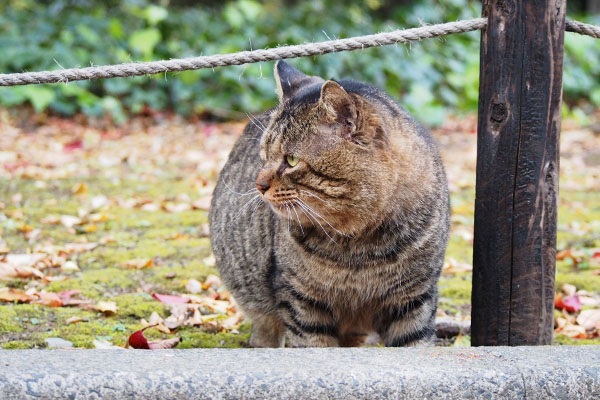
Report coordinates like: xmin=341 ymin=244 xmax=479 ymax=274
xmin=286 ymin=154 xmax=299 ymax=167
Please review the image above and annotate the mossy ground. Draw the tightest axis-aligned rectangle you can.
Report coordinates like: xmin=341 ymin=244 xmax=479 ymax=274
xmin=1 ymin=115 xmax=598 ymax=348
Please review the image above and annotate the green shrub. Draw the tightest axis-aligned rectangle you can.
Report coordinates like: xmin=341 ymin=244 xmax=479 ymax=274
xmin=0 ymin=0 xmax=597 ymax=125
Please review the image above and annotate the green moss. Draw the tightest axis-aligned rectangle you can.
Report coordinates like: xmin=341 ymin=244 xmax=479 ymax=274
xmin=556 ymin=272 xmax=600 ymax=293
xmin=2 ymin=341 xmax=36 ymax=349
xmin=439 ymin=274 xmax=472 ymax=301
xmin=46 ymin=267 xmax=138 ymax=296
xmin=178 ymin=323 xmax=251 ymax=348
xmin=0 ymin=307 xmax=23 ymax=333
xmin=46 ymin=319 xmax=133 ymax=348
xmin=554 ymin=334 xmax=600 ymax=345
xmin=148 ymin=260 xmax=218 ymax=292
xmin=445 ymin=236 xmax=472 ymax=265
xmin=112 ymin=293 xmax=167 ymax=319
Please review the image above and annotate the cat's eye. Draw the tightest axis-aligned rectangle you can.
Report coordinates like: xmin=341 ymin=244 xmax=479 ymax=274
xmin=286 ymin=155 xmax=299 ymax=167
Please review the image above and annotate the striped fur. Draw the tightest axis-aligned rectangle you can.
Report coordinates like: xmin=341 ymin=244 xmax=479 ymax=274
xmin=209 ymin=61 xmax=449 ymax=347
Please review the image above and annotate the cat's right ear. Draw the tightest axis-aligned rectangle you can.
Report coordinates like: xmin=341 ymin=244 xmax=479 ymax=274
xmin=274 ymin=61 xmax=322 ymax=102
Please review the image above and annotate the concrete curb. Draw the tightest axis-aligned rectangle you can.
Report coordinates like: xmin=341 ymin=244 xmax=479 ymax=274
xmin=1 ymin=346 xmax=599 ymax=399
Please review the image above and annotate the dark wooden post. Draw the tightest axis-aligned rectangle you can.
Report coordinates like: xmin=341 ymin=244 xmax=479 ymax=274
xmin=471 ymin=0 xmax=566 ymax=346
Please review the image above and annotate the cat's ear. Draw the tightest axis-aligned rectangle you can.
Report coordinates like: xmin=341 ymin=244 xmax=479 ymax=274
xmin=319 ymin=80 xmax=357 ymax=130
xmin=274 ymin=61 xmax=322 ymax=102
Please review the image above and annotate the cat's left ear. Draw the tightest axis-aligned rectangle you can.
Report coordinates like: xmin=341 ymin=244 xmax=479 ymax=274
xmin=319 ymin=80 xmax=357 ymax=134
xmin=274 ymin=61 xmax=323 ymax=102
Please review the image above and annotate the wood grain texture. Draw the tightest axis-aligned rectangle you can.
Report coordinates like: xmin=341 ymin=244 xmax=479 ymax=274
xmin=471 ymin=0 xmax=565 ymax=346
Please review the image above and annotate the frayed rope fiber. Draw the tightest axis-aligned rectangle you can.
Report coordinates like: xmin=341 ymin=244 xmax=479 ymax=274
xmin=0 ymin=18 xmax=597 ymax=87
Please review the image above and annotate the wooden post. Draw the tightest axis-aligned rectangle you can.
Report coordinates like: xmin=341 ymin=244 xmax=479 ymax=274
xmin=471 ymin=0 xmax=566 ymax=346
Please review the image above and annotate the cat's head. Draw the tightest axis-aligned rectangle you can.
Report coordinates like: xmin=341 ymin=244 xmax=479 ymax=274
xmin=256 ymin=61 xmax=397 ymax=236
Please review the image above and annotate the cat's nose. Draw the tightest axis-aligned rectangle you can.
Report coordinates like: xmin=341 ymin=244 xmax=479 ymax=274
xmin=256 ymin=178 xmax=270 ymax=194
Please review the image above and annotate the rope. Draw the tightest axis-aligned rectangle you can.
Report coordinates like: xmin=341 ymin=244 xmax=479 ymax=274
xmin=566 ymin=19 xmax=600 ymax=38
xmin=0 ymin=17 xmax=597 ymax=87
xmin=0 ymin=18 xmax=488 ymax=87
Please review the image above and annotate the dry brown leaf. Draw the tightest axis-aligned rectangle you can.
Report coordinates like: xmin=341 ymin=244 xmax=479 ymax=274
xmin=41 ymin=215 xmax=60 ymax=224
xmin=14 ymin=266 xmax=45 ymax=279
xmin=185 ymin=278 xmax=203 ymax=294
xmin=442 ymin=258 xmax=473 ymax=274
xmin=191 ymin=197 xmax=211 ymax=211
xmin=34 ymin=291 xmax=63 ymax=307
xmin=60 ymin=215 xmax=82 ymax=228
xmin=0 ymin=244 xmax=10 ymax=255
xmin=576 ymin=309 xmax=600 ymax=331
xmin=123 ymin=258 xmax=153 ymax=269
xmin=92 ymin=301 xmax=118 ymax=314
xmin=71 ymin=182 xmax=88 ymax=195
xmin=162 ymin=202 xmax=191 ymax=213
xmin=61 ymin=261 xmax=79 ymax=272
xmin=561 ymin=283 xmax=577 ymax=297
xmin=0 ymin=288 xmax=34 ymax=303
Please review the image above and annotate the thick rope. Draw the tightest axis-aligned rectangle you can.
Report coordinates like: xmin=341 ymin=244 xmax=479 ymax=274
xmin=0 ymin=18 xmax=488 ymax=87
xmin=0 ymin=17 xmax=597 ymax=87
xmin=566 ymin=19 xmax=600 ymax=38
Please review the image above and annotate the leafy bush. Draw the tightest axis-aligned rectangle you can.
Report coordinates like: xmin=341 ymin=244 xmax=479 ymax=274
xmin=0 ymin=0 xmax=598 ymax=125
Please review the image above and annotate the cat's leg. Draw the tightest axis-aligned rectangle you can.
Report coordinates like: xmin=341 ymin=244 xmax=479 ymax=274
xmin=275 ymin=290 xmax=339 ymax=347
xmin=338 ymin=332 xmax=368 ymax=347
xmin=249 ymin=313 xmax=286 ymax=348
xmin=375 ymin=289 xmax=438 ymax=347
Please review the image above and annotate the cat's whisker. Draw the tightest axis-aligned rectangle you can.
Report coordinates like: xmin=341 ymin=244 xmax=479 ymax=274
xmin=293 ymin=199 xmax=316 ymax=229
xmin=296 ymin=198 xmax=348 ymax=238
xmin=299 ymin=189 xmax=328 ymax=204
xmin=284 ymin=204 xmax=291 ymax=234
xmin=246 ymin=112 xmax=266 ymax=133
xmin=250 ymin=112 xmax=268 ymax=131
xmin=248 ymin=197 xmax=264 ymax=224
xmin=299 ymin=190 xmax=349 ymax=236
xmin=289 ymin=201 xmax=304 ymax=236
xmin=220 ymin=177 xmax=259 ymax=197
xmin=293 ymin=199 xmax=336 ymax=244
xmin=235 ymin=194 xmax=261 ymax=219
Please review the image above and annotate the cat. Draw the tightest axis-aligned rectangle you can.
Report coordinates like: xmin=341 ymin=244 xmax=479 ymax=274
xmin=209 ymin=60 xmax=450 ymax=347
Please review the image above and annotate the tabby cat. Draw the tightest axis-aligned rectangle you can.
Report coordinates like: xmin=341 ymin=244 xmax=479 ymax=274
xmin=209 ymin=61 xmax=450 ymax=347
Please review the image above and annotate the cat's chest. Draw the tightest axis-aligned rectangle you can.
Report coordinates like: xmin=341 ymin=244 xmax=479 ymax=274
xmin=279 ymin=248 xmax=403 ymax=304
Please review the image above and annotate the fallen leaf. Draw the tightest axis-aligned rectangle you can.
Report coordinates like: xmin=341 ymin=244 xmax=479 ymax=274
xmin=185 ymin=278 xmax=203 ymax=294
xmin=203 ymin=274 xmax=222 ymax=288
xmin=90 ymin=195 xmax=108 ymax=210
xmin=65 ymin=316 xmax=83 ymax=324
xmin=576 ymin=309 xmax=600 ymax=331
xmin=93 ymin=301 xmax=118 ymax=314
xmin=162 ymin=202 xmax=191 ymax=213
xmin=442 ymin=258 xmax=473 ymax=274
xmin=560 ymin=323 xmax=588 ymax=338
xmin=124 ymin=258 xmax=153 ymax=269
xmin=34 ymin=291 xmax=63 ymax=307
xmin=41 ymin=215 xmax=60 ymax=224
xmin=561 ymin=283 xmax=577 ymax=297
xmin=71 ymin=182 xmax=88 ymax=195
xmin=555 ymin=294 xmax=582 ymax=313
xmin=202 ymin=255 xmax=216 ymax=268
xmin=93 ymin=339 xmax=124 ymax=349
xmin=143 ymin=311 xmax=171 ymax=333
xmin=61 ymin=261 xmax=79 ymax=272
xmin=152 ymin=293 xmax=189 ymax=304
xmin=60 ymin=215 xmax=83 ymax=228
xmin=191 ymin=197 xmax=211 ymax=211
xmin=148 ymin=337 xmax=182 ymax=349
xmin=128 ymin=324 xmax=181 ymax=349
xmin=0 ymin=288 xmax=34 ymax=303
xmin=0 ymin=244 xmax=9 ymax=255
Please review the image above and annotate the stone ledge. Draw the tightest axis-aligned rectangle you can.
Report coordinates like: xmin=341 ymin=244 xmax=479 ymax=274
xmin=1 ymin=346 xmax=599 ymax=399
